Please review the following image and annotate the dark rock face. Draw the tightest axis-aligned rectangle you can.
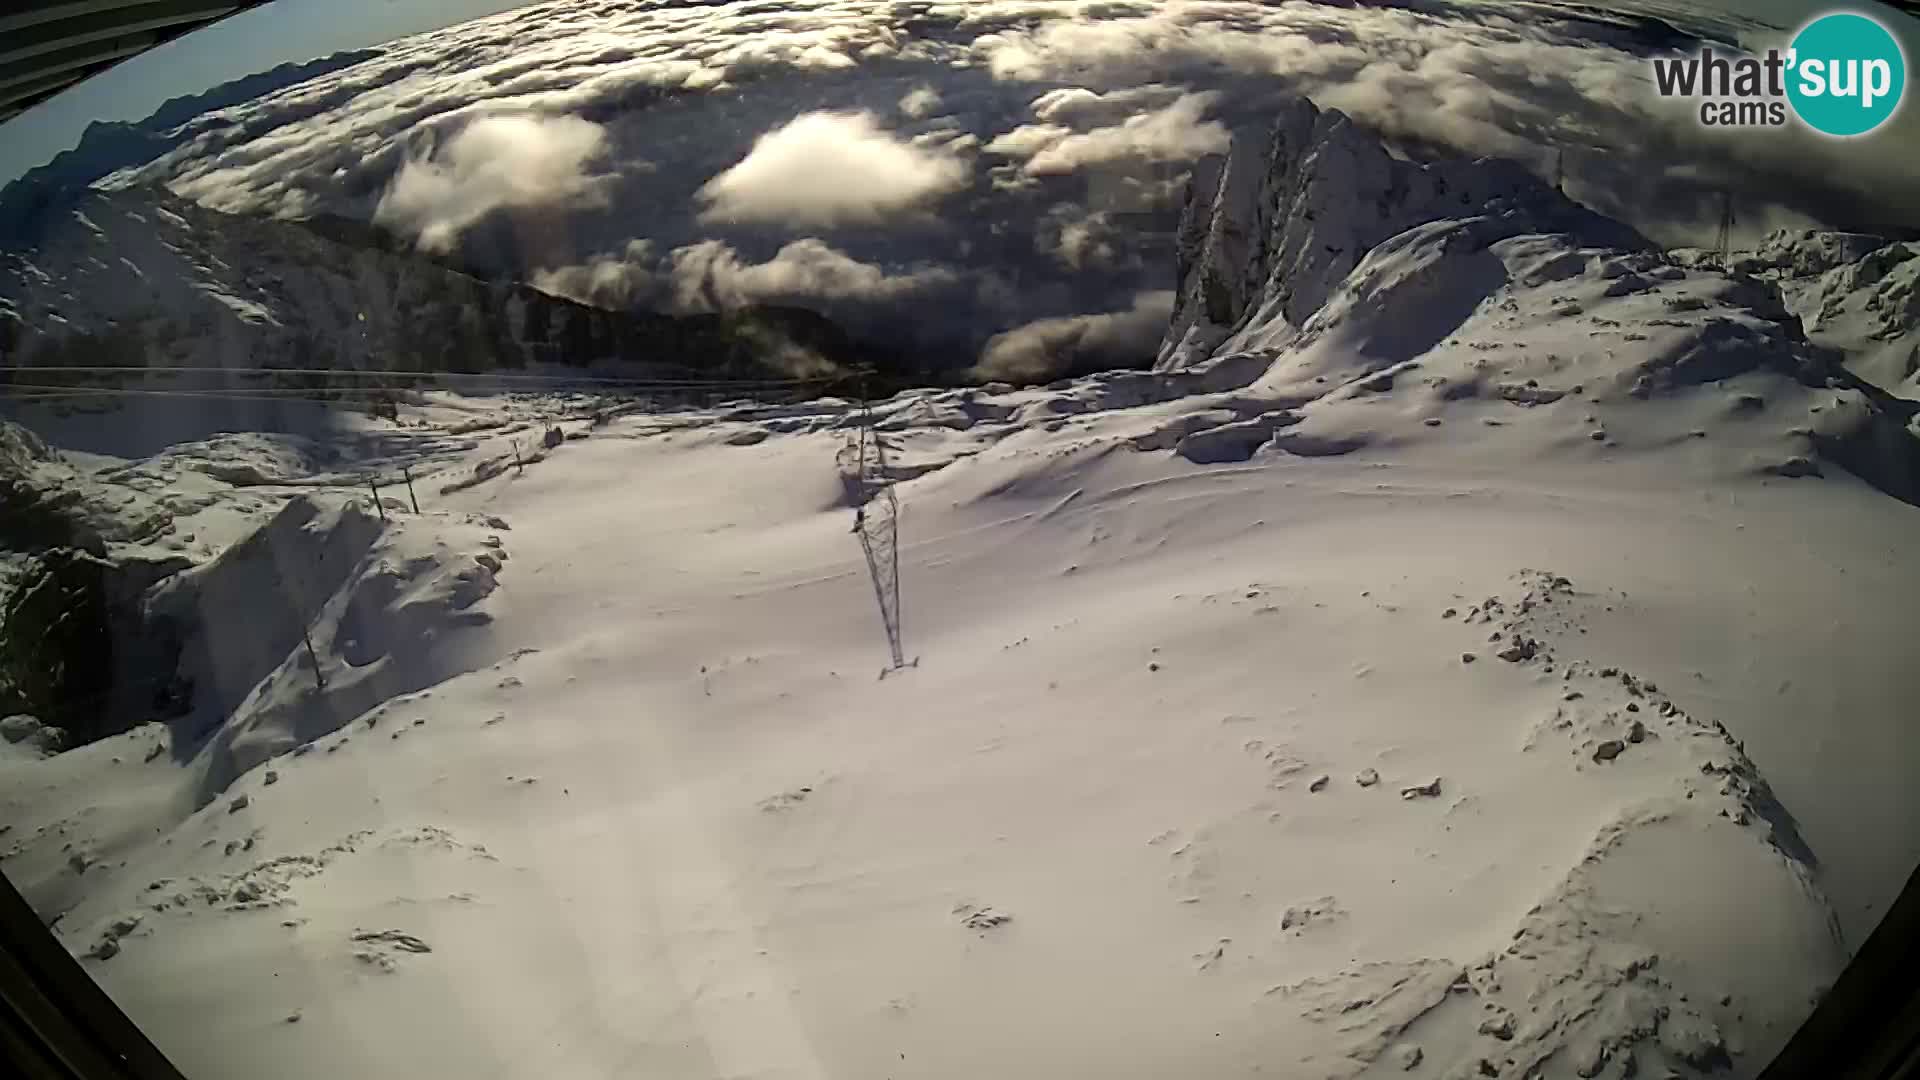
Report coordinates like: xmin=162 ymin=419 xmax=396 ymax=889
xmin=0 ymin=421 xmax=173 ymax=552
xmin=0 ymin=421 xmax=90 ymax=552
xmin=0 ymin=548 xmax=188 ymax=747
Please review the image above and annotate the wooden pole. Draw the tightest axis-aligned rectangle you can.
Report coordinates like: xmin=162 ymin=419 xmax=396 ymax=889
xmin=367 ymin=474 xmax=385 ymax=520
xmin=402 ymin=465 xmax=420 ymax=513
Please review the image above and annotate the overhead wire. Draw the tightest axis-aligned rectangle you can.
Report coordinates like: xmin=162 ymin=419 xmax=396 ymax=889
xmin=0 ymin=364 xmax=831 ymax=388
xmin=0 ymin=371 xmax=844 ymax=406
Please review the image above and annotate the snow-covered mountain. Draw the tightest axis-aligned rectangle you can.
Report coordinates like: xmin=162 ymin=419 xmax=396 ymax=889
xmin=0 ymin=187 xmax=899 ymax=393
xmin=1151 ymin=99 xmax=1920 ymax=505
xmin=1157 ymin=98 xmax=1648 ymax=372
xmin=0 ymin=49 xmax=383 ymax=252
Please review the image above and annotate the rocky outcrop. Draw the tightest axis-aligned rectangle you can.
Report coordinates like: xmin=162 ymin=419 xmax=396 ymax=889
xmin=1743 ymin=233 xmax=1920 ymax=399
xmin=0 ymin=547 xmax=189 ymax=746
xmin=1158 ymin=98 xmax=1647 ymax=370
xmin=1734 ymin=230 xmax=1892 ymax=279
xmin=0 ymin=421 xmax=170 ymax=552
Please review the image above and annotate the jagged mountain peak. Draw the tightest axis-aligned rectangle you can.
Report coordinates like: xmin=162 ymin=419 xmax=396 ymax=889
xmin=1158 ymin=97 xmax=1647 ymax=371
xmin=1132 ymin=97 xmax=1920 ymax=506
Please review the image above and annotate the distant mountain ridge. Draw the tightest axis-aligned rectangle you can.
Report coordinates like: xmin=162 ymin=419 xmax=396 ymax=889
xmin=0 ymin=186 xmax=930 ymax=393
xmin=0 ymin=48 xmax=383 ymax=251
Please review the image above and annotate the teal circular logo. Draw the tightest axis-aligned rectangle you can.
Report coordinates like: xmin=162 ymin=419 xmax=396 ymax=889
xmin=1786 ymin=12 xmax=1907 ymax=137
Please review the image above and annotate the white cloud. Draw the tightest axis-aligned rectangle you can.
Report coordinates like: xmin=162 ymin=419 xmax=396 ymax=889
xmin=910 ymin=128 xmax=980 ymax=155
xmin=531 ymin=239 xmax=659 ymax=308
xmin=696 ymin=110 xmax=971 ymax=228
xmin=985 ymin=92 xmax=1231 ymax=179
xmin=955 ymin=1 xmax=1919 ymax=238
xmin=1038 ymin=205 xmax=1126 ymax=270
xmin=59 ymin=0 xmax=1916 ymax=285
xmin=373 ymin=113 xmax=611 ymax=251
xmin=899 ymin=84 xmax=944 ymax=118
xmin=984 ymin=123 xmax=1071 ymax=159
xmin=669 ymin=237 xmax=961 ymax=311
xmin=974 ymin=290 xmax=1174 ymax=381
xmin=1022 ymin=92 xmax=1229 ymax=175
xmin=533 ymin=234 xmax=963 ymax=314
xmin=705 ymin=35 xmax=861 ymax=82
xmin=1029 ymin=84 xmax=1187 ymax=127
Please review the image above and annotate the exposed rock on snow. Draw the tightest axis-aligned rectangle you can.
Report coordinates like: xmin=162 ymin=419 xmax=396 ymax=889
xmin=955 ymin=903 xmax=1013 ymax=931
xmin=1400 ymin=777 xmax=1443 ymax=799
xmin=1736 ymin=230 xmax=1890 ymax=279
xmin=0 ymin=714 xmax=63 ymax=757
xmin=0 ymin=420 xmax=172 ymax=551
xmin=1774 ymin=236 xmax=1920 ymax=400
xmin=0 ymin=547 xmax=189 ymax=746
xmin=1173 ymin=411 xmax=1298 ymax=463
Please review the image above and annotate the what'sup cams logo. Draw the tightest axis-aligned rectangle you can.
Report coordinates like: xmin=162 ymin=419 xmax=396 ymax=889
xmin=1652 ymin=10 xmax=1907 ymax=136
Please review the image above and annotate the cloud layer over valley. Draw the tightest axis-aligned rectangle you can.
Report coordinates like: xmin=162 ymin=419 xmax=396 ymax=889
xmin=41 ymin=0 xmax=1920 ymax=378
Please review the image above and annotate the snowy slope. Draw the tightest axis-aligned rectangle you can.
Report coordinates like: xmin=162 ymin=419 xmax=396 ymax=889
xmin=10 ymin=389 xmax=1912 ymax=1080
xmin=2 ymin=103 xmax=1919 ymax=1080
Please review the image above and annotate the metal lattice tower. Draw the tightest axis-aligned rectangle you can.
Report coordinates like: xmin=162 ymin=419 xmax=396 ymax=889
xmin=837 ymin=383 xmax=906 ymax=671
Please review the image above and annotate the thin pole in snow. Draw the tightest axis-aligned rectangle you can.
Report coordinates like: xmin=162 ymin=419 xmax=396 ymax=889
xmin=300 ymin=622 xmax=325 ymax=691
xmin=367 ymin=474 xmax=385 ymax=520
xmin=402 ymin=465 xmax=420 ymax=513
xmin=278 ymin=573 xmax=326 ymax=691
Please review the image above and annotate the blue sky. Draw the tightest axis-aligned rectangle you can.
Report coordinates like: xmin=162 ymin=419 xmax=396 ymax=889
xmin=0 ymin=0 xmax=533 ymax=184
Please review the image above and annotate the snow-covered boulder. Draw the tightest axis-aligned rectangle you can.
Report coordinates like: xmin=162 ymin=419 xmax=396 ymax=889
xmin=0 ymin=713 xmax=62 ymax=756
